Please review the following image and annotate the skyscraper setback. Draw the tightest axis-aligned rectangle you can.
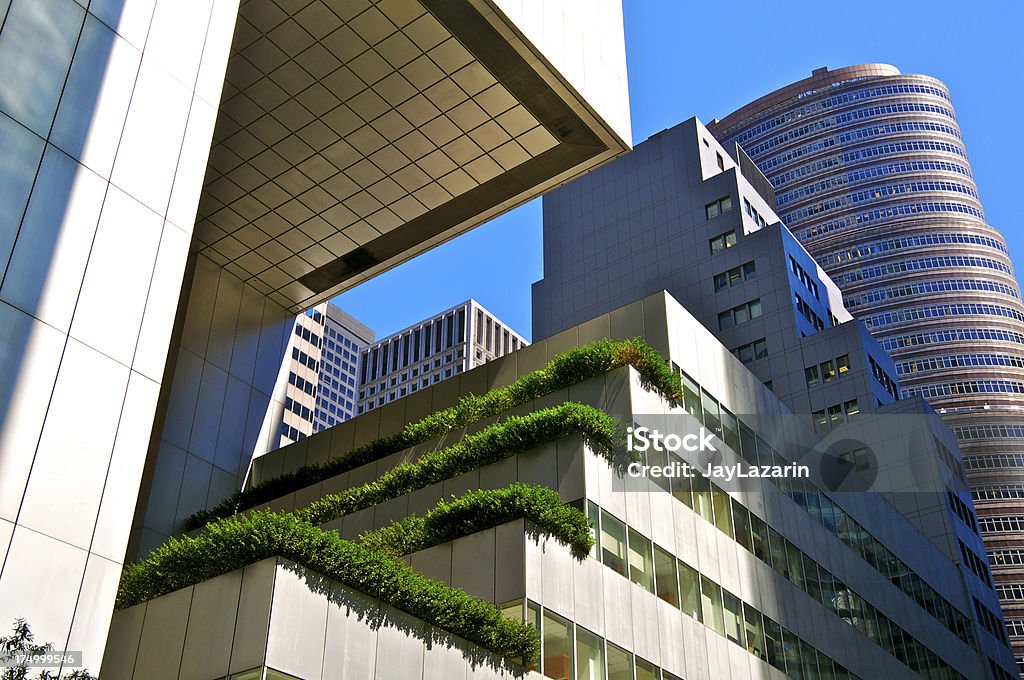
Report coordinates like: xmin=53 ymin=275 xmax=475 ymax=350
xmin=709 ymin=64 xmax=1024 ymax=667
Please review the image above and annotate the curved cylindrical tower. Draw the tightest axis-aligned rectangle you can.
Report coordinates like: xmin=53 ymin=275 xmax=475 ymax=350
xmin=711 ymin=64 xmax=1024 ymax=660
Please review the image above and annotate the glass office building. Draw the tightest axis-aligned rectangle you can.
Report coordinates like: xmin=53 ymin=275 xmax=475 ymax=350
xmin=708 ymin=65 xmax=1024 ymax=670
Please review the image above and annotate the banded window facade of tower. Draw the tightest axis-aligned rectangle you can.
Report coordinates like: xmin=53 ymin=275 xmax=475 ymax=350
xmin=710 ymin=65 xmax=1024 ymax=670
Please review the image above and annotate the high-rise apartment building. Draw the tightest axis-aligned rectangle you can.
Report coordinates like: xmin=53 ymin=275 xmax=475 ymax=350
xmin=355 ymin=299 xmax=526 ymax=415
xmin=278 ymin=302 xmax=373 ymax=447
xmin=0 ymin=0 xmax=631 ymax=669
xmin=531 ymin=116 xmax=1017 ymax=677
xmin=103 ymin=291 xmax=1016 ymax=680
xmin=707 ymin=65 xmax=1024 ymax=669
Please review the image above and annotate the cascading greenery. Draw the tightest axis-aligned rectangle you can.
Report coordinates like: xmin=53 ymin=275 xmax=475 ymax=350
xmin=358 ymin=483 xmax=594 ymax=560
xmin=117 ymin=511 xmax=541 ymax=659
xmin=184 ymin=337 xmax=680 ymax=530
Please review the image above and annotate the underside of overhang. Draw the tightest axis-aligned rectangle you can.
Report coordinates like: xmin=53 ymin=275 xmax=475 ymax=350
xmin=193 ymin=0 xmax=630 ymax=312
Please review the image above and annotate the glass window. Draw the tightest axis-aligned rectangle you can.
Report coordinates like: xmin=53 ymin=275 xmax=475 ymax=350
xmin=635 ymin=657 xmax=657 ymax=680
xmin=786 ymin=540 xmax=806 ymax=591
xmin=767 ymin=527 xmax=788 ymax=575
xmin=782 ymin=629 xmax=803 ymax=680
xmin=820 ymin=359 xmax=836 ymax=382
xmin=712 ymin=486 xmax=734 ymax=538
xmin=721 ymin=195 xmax=733 ymax=212
xmin=800 ymin=639 xmax=819 ymax=680
xmin=845 ymin=399 xmax=860 ymax=418
xmin=837 ymin=354 xmax=850 ymax=374
xmin=692 ymin=472 xmax=714 ymax=523
xmin=805 ymin=365 xmax=820 ymax=387
xmin=702 ymin=389 xmax=721 ymax=436
xmin=725 ymin=231 xmax=737 ymax=248
xmin=744 ymin=603 xmax=765 ymax=660
xmin=669 ymin=453 xmax=692 ymax=507
xmin=654 ymin=544 xmax=678 ymax=607
xmin=706 ymin=201 xmax=720 ymax=220
xmin=701 ymin=575 xmax=725 ymax=636
xmin=721 ymin=408 xmax=740 ymax=452
xmin=754 ymin=338 xmax=768 ymax=359
xmin=750 ymin=513 xmax=769 ymax=562
xmin=627 ymin=527 xmax=654 ymax=593
xmin=734 ymin=304 xmax=749 ymax=325
xmin=588 ymin=501 xmax=601 ymax=560
xmin=528 ymin=601 xmax=542 ymax=669
xmin=764 ymin=615 xmax=786 ymax=673
xmin=732 ymin=500 xmax=753 ymax=553
xmin=607 ymin=642 xmax=633 ymax=680
xmin=575 ymin=625 xmax=604 ymax=680
xmin=680 ymin=372 xmax=701 ymax=417
xmin=718 ymin=310 xmax=734 ymax=330
xmin=679 ymin=561 xmax=701 ymax=621
xmin=714 ymin=272 xmax=729 ymax=291
xmin=749 ymin=299 xmax=762 ymax=318
xmin=743 ymin=261 xmax=756 ymax=278
xmin=723 ymin=590 xmax=745 ymax=646
xmin=543 ymin=610 xmax=573 ymax=680
xmin=803 ymin=553 xmax=822 ymax=604
xmin=601 ymin=511 xmax=627 ymax=576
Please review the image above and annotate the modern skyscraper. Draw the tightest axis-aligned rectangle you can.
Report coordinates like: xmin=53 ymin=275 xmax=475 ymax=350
xmin=0 ymin=0 xmax=631 ymax=669
xmin=707 ymin=65 xmax=1024 ymax=669
xmin=355 ymin=299 xmax=527 ymax=415
xmin=531 ymin=116 xmax=1016 ymax=676
xmin=277 ymin=302 xmax=373 ymax=448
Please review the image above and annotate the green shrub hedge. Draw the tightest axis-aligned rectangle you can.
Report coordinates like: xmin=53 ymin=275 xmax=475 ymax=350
xmin=117 ymin=511 xmax=540 ymax=659
xmin=185 ymin=338 xmax=678 ymax=530
xmin=359 ymin=483 xmax=593 ymax=560
xmin=295 ymin=402 xmax=627 ymax=526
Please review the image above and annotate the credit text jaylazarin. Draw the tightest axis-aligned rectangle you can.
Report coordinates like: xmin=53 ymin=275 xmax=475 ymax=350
xmin=624 ymin=426 xmax=810 ymax=482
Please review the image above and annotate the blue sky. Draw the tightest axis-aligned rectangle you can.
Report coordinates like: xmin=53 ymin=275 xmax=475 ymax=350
xmin=334 ymin=1 xmax=1024 ymax=341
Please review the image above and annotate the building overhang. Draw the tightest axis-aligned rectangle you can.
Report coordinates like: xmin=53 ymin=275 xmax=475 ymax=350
xmin=193 ymin=0 xmax=632 ymax=312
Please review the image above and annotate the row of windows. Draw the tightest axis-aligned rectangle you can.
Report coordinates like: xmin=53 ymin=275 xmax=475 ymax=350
xmin=965 ymin=454 xmax=1024 ymax=471
xmin=732 ymin=338 xmax=768 ymax=365
xmin=868 ymin=356 xmax=900 ymax=401
xmin=773 ymin=141 xmax=970 ymax=188
xmin=704 ymin=195 xmax=733 ymax=220
xmin=934 ymin=436 xmax=968 ymax=485
xmin=905 ymin=379 xmax=1024 ymax=400
xmin=708 ymin=229 xmax=737 ymax=255
xmin=990 ymin=548 xmax=1024 ymax=567
xmin=955 ymin=424 xmax=1024 ymax=441
xmin=831 ymin=254 xmax=1012 ymax=288
xmin=865 ymin=302 xmax=1024 ymax=331
xmin=728 ymin=82 xmax=953 ymax=145
xmin=521 ymin=599 xmax=681 ymax=680
xmin=975 ymin=597 xmax=1010 ymax=644
xmin=811 ymin=400 xmax=861 ymax=433
xmin=474 ymin=309 xmax=523 ymax=358
xmin=759 ymin=120 xmax=964 ymax=176
xmin=1007 ymin=619 xmax=1024 ymax=637
xmin=713 ymin=260 xmax=756 ymax=291
xmin=775 ymin=159 xmax=973 ymax=206
xmin=718 ymin=298 xmax=762 ymax=330
xmin=881 ymin=327 xmax=1024 ymax=352
xmin=745 ymin=102 xmax=957 ymax=158
xmin=278 ymin=423 xmax=304 ymax=444
xmin=805 ymin=354 xmax=851 ymax=387
xmin=974 ymin=484 xmax=1024 ymax=502
xmin=363 ymin=349 xmax=465 ymax=396
xmin=996 ymin=584 xmax=1024 ymax=601
xmin=742 ymin=197 xmax=770 ymax=229
xmin=293 ymin=323 xmax=322 ymax=349
xmin=675 ymin=370 xmax=978 ymax=647
xmin=287 ymin=372 xmax=315 ymax=397
xmin=948 ymin=491 xmax=980 ymax=536
xmin=795 ymin=292 xmax=825 ymax=331
xmin=819 ymin=231 xmax=1008 ymax=267
xmin=797 ymin=201 xmax=986 ymax=241
xmin=612 ymin=441 xmax=972 ymax=678
xmin=789 ymin=255 xmax=820 ymax=299
xmin=361 ymin=309 xmax=467 ymax=383
xmin=290 ymin=346 xmax=318 ymax=374
xmin=978 ymin=516 xmax=1024 ymax=534
xmin=357 ymin=364 xmax=465 ymax=412
xmin=781 ymin=180 xmax=980 ymax=224
xmin=897 ymin=353 xmax=1024 ymax=376
xmin=846 ymin=278 xmax=1022 ymax=309
xmin=283 ymin=396 xmax=312 ymax=422
xmin=961 ymin=540 xmax=994 ymax=587
xmin=588 ymin=504 xmax=862 ymax=680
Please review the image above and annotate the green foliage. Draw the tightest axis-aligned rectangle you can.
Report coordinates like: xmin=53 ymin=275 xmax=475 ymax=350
xmin=359 ymin=484 xmax=594 ymax=560
xmin=1 ymin=619 xmax=95 ymax=680
xmin=116 ymin=511 xmax=541 ymax=660
xmin=295 ymin=403 xmax=627 ymax=527
xmin=185 ymin=338 xmax=678 ymax=529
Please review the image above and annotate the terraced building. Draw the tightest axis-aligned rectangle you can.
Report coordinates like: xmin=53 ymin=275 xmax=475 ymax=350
xmin=707 ymin=65 xmax=1024 ymax=670
xmin=102 ymin=292 xmax=1016 ymax=680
